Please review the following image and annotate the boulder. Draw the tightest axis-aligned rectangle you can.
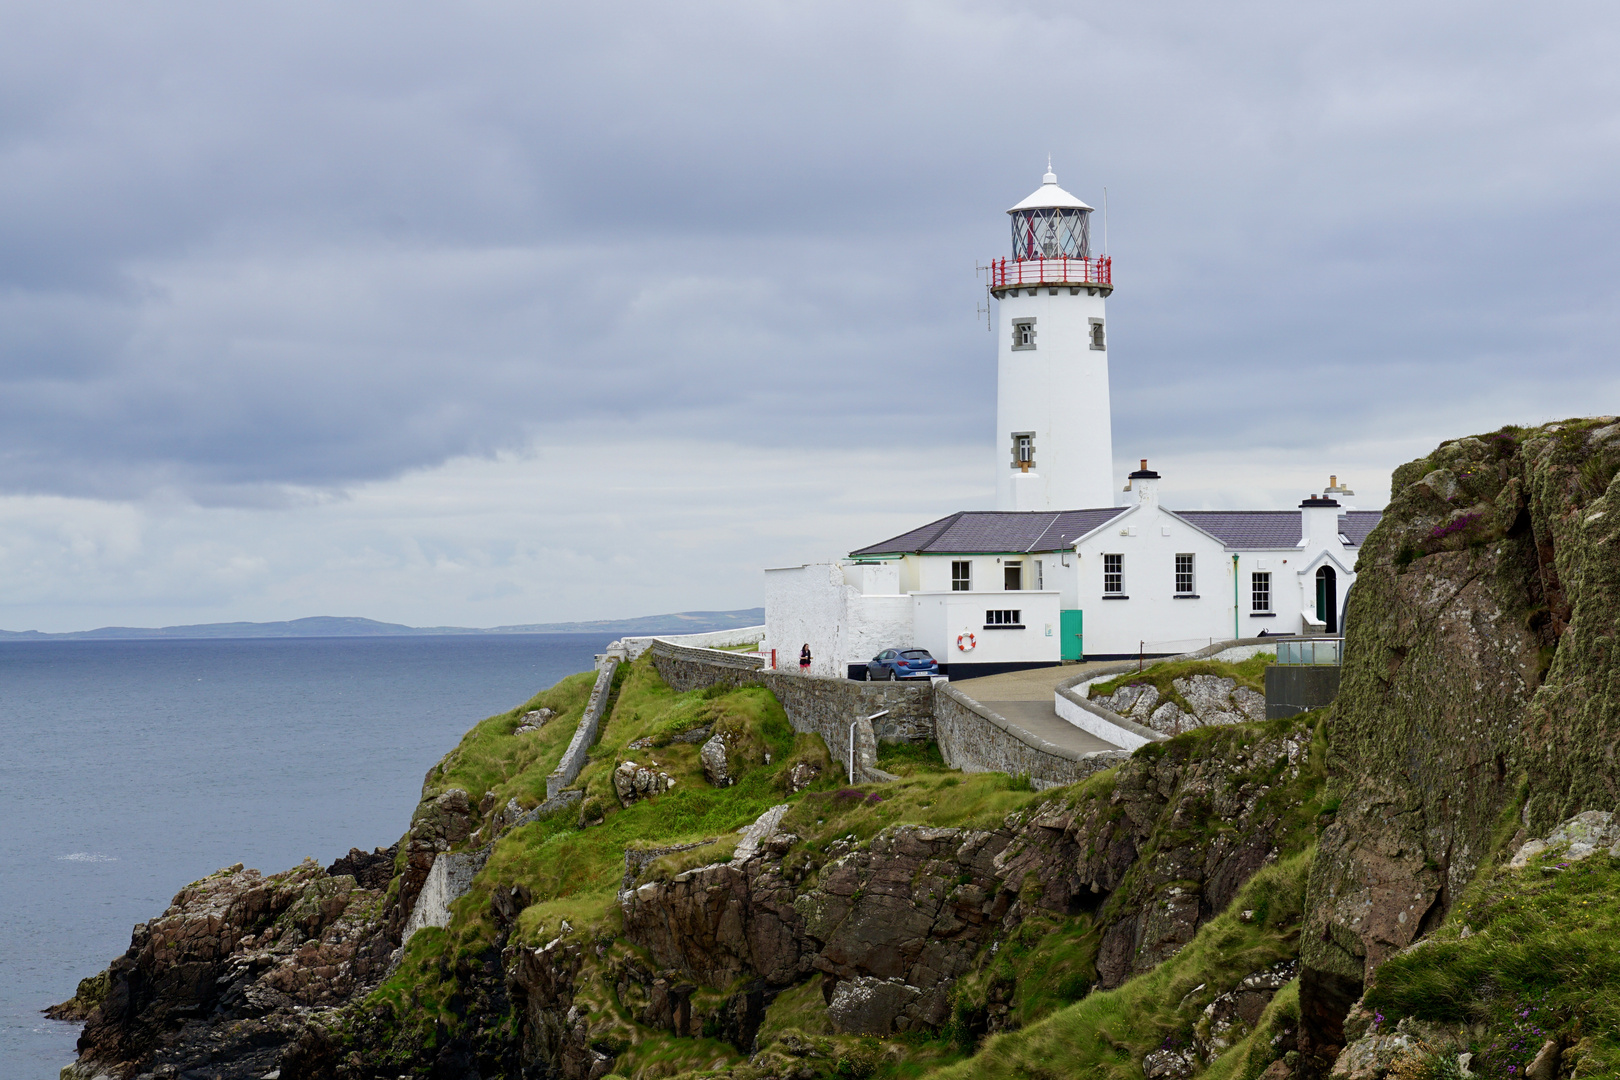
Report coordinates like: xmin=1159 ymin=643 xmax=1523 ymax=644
xmin=786 ymin=760 xmax=822 ymax=793
xmin=515 ymin=708 xmax=555 ymax=734
xmin=700 ymin=732 xmax=733 ymax=787
xmin=827 ymin=976 xmax=922 ymax=1035
xmin=613 ymin=760 xmax=677 ymax=805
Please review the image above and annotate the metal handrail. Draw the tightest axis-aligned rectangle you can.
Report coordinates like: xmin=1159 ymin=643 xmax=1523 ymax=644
xmin=991 ymin=256 xmax=1112 ymax=287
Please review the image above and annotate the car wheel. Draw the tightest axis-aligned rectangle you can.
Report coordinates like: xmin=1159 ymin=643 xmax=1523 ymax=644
xmin=888 ymin=669 xmax=898 ymax=681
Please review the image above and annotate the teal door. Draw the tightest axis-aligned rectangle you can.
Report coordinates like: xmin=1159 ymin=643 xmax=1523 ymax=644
xmin=1061 ymin=609 xmax=1083 ymax=661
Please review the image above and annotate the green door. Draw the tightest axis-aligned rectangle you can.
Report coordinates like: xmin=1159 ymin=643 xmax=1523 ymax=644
xmin=1061 ymin=609 xmax=1083 ymax=661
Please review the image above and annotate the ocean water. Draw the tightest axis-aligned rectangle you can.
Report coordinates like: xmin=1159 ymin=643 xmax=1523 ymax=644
xmin=0 ymin=633 xmax=614 ymax=1080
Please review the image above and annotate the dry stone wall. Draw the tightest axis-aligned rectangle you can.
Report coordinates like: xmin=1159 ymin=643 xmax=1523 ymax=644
xmin=648 ymin=641 xmax=933 ymax=782
xmin=546 ymin=660 xmax=618 ymax=800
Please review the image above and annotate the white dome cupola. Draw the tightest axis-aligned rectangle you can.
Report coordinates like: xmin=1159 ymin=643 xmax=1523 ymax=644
xmin=1007 ymin=166 xmax=1095 ymax=261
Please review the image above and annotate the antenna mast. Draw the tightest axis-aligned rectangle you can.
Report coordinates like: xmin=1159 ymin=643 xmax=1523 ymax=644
xmin=1103 ymin=187 xmax=1109 ymax=257
xmin=974 ymin=263 xmax=993 ymax=331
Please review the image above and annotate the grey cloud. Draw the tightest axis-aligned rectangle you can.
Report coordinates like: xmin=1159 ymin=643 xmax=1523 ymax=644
xmin=0 ymin=0 xmax=1617 ymax=501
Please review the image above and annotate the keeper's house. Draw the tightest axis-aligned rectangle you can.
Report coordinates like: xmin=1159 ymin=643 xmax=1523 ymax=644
xmin=765 ymin=464 xmax=1377 ymax=678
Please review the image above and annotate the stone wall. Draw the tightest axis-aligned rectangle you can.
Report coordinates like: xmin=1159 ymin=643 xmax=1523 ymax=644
xmin=546 ymin=659 xmax=618 ymax=800
xmin=934 ymin=683 xmax=1129 ymax=789
xmin=649 ymin=639 xmax=932 ymax=744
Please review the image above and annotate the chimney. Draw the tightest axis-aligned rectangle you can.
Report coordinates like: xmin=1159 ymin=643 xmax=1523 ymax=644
xmin=1298 ymin=492 xmax=1342 ymax=548
xmin=1128 ymin=458 xmax=1161 ymax=507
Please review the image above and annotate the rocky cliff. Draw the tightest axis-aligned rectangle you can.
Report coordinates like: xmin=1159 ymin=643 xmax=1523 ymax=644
xmin=56 ymin=416 xmax=1620 ymax=1080
xmin=1298 ymin=417 xmax=1620 ymax=1071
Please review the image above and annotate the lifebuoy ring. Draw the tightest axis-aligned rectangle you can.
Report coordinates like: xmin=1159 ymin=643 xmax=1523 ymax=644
xmin=957 ymin=632 xmax=977 ymax=652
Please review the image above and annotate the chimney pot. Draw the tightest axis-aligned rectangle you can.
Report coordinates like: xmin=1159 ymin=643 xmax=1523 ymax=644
xmin=1139 ymin=459 xmax=1147 ymax=470
xmin=1330 ymin=475 xmax=1337 ymax=487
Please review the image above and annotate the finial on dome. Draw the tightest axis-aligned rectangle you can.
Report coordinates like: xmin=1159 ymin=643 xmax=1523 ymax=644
xmin=1044 ymin=154 xmax=1056 ymax=184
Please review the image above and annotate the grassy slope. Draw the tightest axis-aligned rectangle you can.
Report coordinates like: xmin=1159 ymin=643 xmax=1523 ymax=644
xmin=930 ymin=850 xmax=1311 ymax=1080
xmin=1363 ymin=842 xmax=1620 ymax=1077
xmin=363 ymin=655 xmax=1331 ymax=1080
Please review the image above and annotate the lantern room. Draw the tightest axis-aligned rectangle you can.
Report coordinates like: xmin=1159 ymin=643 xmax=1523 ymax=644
xmin=1007 ymin=167 xmax=1093 ymax=260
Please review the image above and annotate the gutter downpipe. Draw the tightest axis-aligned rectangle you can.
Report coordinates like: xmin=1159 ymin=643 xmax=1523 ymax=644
xmin=1232 ymin=554 xmax=1240 ymax=641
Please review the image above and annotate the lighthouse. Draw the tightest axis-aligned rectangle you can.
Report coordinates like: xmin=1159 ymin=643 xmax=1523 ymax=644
xmin=990 ymin=167 xmax=1116 ymax=511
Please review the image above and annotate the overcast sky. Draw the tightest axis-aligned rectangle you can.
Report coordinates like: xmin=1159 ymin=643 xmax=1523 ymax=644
xmin=1 ymin=1 xmax=1617 ymax=631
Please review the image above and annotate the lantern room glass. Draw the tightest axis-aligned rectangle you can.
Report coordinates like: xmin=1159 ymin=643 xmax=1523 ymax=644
xmin=1010 ymin=207 xmax=1092 ymax=261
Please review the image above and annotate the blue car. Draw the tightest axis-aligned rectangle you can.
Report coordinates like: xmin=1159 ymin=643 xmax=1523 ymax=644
xmin=866 ymin=648 xmax=939 ymax=681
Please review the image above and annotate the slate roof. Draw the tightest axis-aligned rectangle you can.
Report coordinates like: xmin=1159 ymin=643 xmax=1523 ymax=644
xmin=1171 ymin=511 xmax=1301 ymax=549
xmin=1339 ymin=510 xmax=1382 ymax=547
xmin=853 ymin=507 xmax=1384 ymax=557
xmin=849 ymin=509 xmax=1128 ymax=557
xmin=1172 ymin=509 xmax=1385 ymax=550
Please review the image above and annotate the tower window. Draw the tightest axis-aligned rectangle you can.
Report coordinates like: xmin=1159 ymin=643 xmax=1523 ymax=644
xmin=1011 ymin=318 xmax=1037 ymax=351
xmin=1009 ymin=432 xmax=1036 ymax=470
xmin=1103 ymin=553 xmax=1124 ymax=595
xmin=1175 ymin=554 xmax=1195 ymax=595
xmin=1089 ymin=318 xmax=1106 ymax=351
xmin=951 ymin=561 xmax=972 ymax=591
xmin=1252 ymin=572 xmax=1271 ymax=612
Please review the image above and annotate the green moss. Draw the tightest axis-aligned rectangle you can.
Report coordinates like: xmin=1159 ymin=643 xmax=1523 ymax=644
xmin=876 ymin=740 xmax=948 ymax=774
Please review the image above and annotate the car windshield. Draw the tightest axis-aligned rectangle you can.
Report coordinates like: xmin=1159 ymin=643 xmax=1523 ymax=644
xmin=900 ymin=650 xmax=933 ymax=660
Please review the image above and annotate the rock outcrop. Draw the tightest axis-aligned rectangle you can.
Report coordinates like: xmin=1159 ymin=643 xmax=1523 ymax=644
xmin=61 ymin=859 xmax=396 ymax=1080
xmin=1298 ymin=419 xmax=1620 ymax=1071
xmin=621 ymin=720 xmax=1318 ymax=1041
xmin=1093 ymin=674 xmax=1266 ymax=734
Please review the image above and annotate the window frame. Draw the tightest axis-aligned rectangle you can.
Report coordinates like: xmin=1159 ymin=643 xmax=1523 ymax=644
xmin=1009 ymin=431 xmax=1036 ymax=470
xmin=1251 ymin=571 xmax=1272 ymax=613
xmin=1011 ymin=317 xmax=1037 ymax=351
xmin=1103 ymin=553 xmax=1124 ymax=595
xmin=984 ymin=609 xmax=1024 ymax=629
xmin=1088 ymin=317 xmax=1106 ymax=351
xmin=1003 ymin=560 xmax=1023 ymax=591
xmin=950 ymin=560 xmax=972 ymax=592
xmin=1175 ymin=553 xmax=1196 ymax=596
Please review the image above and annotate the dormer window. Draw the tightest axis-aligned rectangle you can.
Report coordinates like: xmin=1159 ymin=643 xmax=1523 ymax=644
xmin=1089 ymin=318 xmax=1106 ymax=351
xmin=1012 ymin=318 xmax=1037 ymax=351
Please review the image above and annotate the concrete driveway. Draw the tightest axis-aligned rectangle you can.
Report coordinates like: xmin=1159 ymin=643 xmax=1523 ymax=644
xmin=951 ymin=662 xmax=1124 ymax=755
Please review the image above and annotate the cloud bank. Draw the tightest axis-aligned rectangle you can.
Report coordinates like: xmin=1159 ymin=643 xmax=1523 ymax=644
xmin=1 ymin=0 xmax=1617 ymax=628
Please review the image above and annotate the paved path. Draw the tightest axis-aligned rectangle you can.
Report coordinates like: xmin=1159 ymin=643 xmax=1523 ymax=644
xmin=952 ymin=662 xmax=1124 ymax=754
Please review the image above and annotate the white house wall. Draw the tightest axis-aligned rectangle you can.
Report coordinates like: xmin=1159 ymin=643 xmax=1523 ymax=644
xmin=1072 ymin=502 xmax=1238 ymax=657
xmin=912 ymin=590 xmax=1061 ymax=667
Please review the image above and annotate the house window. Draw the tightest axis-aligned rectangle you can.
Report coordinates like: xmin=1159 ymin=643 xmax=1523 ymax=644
xmin=985 ymin=609 xmax=1023 ymax=628
xmin=1012 ymin=318 xmax=1037 ymax=351
xmin=1175 ymin=554 xmax=1195 ymax=595
xmin=1089 ymin=317 xmax=1106 ymax=351
xmin=1252 ymin=572 xmax=1271 ymax=612
xmin=1004 ymin=561 xmax=1023 ymax=590
xmin=1033 ymin=559 xmax=1043 ymax=590
xmin=951 ymin=561 xmax=972 ymax=591
xmin=1103 ymin=553 xmax=1124 ymax=595
xmin=1010 ymin=432 xmax=1036 ymax=470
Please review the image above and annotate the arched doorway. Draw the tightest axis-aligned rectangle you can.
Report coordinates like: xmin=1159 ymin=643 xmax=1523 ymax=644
xmin=1316 ymin=566 xmax=1338 ymax=633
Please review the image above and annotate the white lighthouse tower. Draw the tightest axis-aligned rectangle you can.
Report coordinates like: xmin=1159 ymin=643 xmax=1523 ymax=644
xmin=991 ymin=166 xmax=1115 ymax=511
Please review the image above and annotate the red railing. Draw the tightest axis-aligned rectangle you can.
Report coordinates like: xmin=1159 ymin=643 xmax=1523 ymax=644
xmin=991 ymin=256 xmax=1111 ymax=288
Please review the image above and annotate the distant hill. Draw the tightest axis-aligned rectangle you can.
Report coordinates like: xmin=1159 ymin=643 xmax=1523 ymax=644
xmin=0 ymin=609 xmax=764 ymax=641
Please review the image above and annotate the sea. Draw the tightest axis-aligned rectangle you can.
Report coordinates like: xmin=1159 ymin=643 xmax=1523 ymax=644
xmin=0 ymin=633 xmax=616 ymax=1080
